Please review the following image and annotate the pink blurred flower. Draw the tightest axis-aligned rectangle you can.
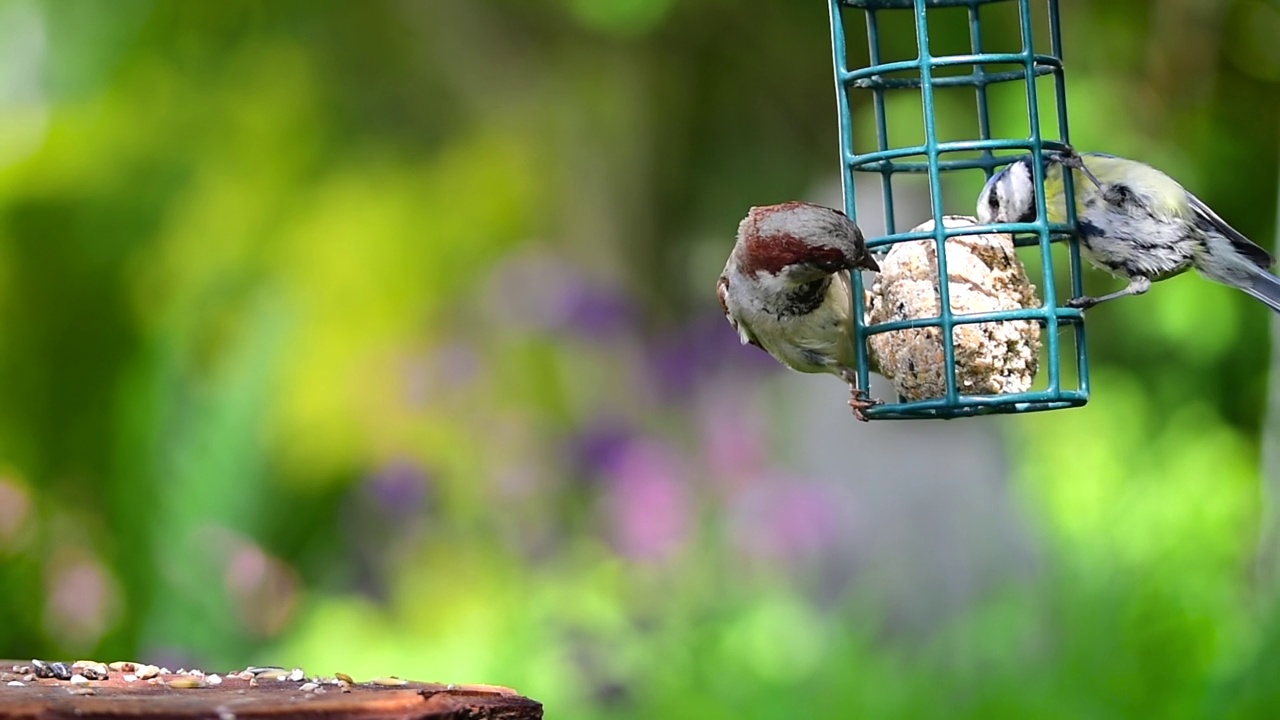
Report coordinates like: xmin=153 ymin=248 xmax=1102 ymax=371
xmin=600 ymin=438 xmax=692 ymax=562
xmin=698 ymin=391 xmax=769 ymax=484
xmin=402 ymin=343 xmax=480 ymax=409
xmin=224 ymin=541 xmax=300 ymax=638
xmin=731 ymin=479 xmax=852 ymax=564
xmin=198 ymin=526 xmax=301 ymax=639
xmin=0 ymin=476 xmax=32 ymax=551
xmin=44 ymin=555 xmax=121 ymax=652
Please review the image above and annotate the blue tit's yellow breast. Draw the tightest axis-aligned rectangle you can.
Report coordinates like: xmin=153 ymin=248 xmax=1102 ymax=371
xmin=1038 ymin=162 xmax=1073 ymax=224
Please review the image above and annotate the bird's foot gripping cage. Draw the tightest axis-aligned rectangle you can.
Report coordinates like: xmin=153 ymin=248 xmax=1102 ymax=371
xmin=829 ymin=0 xmax=1090 ymax=420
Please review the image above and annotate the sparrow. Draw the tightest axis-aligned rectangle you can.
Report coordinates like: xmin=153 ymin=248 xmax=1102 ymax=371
xmin=717 ymin=201 xmax=882 ymax=420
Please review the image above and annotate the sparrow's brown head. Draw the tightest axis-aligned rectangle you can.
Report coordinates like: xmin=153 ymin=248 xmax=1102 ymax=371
xmin=734 ymin=201 xmax=878 ymax=280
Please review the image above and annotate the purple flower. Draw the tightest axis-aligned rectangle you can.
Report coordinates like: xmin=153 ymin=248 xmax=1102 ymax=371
xmin=365 ymin=458 xmax=431 ymax=519
xmin=341 ymin=461 xmax=431 ymax=602
xmin=648 ymin=311 xmax=781 ymax=398
xmin=482 ymin=248 xmax=634 ymax=339
xmin=559 ymin=283 xmax=636 ymax=339
xmin=568 ymin=419 xmax=635 ymax=479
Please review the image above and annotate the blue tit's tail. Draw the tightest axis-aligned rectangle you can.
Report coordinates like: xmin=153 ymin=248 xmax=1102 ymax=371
xmin=1241 ymin=268 xmax=1280 ymax=314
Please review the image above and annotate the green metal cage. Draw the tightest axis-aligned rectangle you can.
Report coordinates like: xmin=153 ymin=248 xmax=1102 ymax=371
xmin=829 ymin=0 xmax=1090 ymax=420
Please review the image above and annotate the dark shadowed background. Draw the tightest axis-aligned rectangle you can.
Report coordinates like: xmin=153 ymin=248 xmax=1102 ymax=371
xmin=3 ymin=0 xmax=1280 ymax=717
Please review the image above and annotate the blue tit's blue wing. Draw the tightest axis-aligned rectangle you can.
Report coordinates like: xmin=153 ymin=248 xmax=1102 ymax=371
xmin=1188 ymin=192 xmax=1273 ymax=269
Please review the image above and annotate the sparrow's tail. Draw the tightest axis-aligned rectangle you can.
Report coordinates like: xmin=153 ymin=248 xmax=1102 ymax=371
xmin=1240 ymin=268 xmax=1280 ymax=314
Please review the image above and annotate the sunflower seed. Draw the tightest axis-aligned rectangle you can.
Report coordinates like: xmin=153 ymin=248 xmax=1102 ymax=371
xmin=71 ymin=661 xmax=108 ymax=681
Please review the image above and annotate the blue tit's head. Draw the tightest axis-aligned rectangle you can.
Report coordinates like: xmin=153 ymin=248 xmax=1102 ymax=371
xmin=976 ymin=159 xmax=1037 ymax=225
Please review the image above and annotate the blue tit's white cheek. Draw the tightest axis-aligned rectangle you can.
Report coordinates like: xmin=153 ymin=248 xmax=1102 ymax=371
xmin=991 ymin=191 xmax=1008 ymax=223
xmin=977 ymin=185 xmax=1000 ymax=224
xmin=993 ymin=189 xmax=1016 ymax=224
xmin=976 ymin=193 xmax=991 ymax=224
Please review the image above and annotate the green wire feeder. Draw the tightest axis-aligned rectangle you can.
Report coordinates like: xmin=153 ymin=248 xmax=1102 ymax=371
xmin=828 ymin=0 xmax=1091 ymax=420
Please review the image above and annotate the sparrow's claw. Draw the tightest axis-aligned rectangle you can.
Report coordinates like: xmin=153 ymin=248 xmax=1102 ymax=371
xmin=848 ymin=387 xmax=882 ymax=423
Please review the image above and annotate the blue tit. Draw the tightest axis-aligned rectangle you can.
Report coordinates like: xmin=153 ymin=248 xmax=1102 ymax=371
xmin=975 ymin=152 xmax=1280 ymax=312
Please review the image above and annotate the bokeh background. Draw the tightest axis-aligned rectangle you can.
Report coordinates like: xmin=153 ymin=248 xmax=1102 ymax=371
xmin=2 ymin=0 xmax=1280 ymax=717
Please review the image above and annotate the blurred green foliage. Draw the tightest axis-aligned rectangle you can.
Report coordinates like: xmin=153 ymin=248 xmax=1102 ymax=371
xmin=1 ymin=1 xmax=1280 ymax=718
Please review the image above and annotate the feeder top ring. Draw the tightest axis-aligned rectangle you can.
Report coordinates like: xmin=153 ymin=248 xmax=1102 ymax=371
xmin=840 ymin=0 xmax=1013 ymax=9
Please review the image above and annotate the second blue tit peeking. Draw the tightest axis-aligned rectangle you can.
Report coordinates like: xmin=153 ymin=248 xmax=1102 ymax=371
xmin=976 ymin=152 xmax=1280 ymax=313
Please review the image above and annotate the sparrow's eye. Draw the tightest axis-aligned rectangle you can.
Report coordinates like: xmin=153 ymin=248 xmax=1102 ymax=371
xmin=813 ymin=256 xmax=846 ymax=273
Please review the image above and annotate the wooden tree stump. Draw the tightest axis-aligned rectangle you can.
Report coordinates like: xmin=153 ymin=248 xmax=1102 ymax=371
xmin=0 ymin=660 xmax=542 ymax=719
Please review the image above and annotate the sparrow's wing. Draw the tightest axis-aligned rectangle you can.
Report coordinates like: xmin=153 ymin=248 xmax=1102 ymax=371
xmin=1188 ymin=192 xmax=1273 ymax=269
